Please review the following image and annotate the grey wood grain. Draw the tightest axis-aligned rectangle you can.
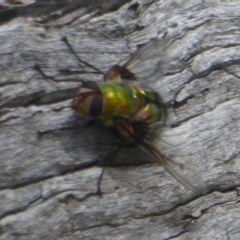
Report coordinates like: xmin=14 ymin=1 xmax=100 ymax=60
xmin=0 ymin=0 xmax=240 ymax=239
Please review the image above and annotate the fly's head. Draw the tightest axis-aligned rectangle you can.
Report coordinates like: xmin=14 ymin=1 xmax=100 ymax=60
xmin=71 ymin=81 xmax=103 ymax=119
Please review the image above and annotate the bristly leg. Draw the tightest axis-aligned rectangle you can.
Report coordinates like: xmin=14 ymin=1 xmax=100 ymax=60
xmin=34 ymin=64 xmax=60 ymax=82
xmin=34 ymin=64 xmax=86 ymax=83
xmin=96 ymin=144 xmax=122 ymax=196
xmin=62 ymin=36 xmax=105 ymax=76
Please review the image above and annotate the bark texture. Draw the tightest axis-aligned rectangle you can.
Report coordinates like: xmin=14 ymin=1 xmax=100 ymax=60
xmin=0 ymin=0 xmax=240 ymax=239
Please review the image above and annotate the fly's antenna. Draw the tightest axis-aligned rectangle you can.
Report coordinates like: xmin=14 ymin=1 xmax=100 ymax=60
xmin=62 ymin=37 xmax=105 ymax=76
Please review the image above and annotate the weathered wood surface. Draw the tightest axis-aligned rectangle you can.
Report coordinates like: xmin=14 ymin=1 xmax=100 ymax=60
xmin=1 ymin=0 xmax=240 ymax=239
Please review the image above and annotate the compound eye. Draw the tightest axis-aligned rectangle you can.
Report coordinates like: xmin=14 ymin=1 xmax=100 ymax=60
xmin=89 ymin=94 xmax=103 ymax=118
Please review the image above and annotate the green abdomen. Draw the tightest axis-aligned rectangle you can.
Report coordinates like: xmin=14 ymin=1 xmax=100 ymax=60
xmin=98 ymin=81 xmax=166 ymax=126
xmin=98 ymin=82 xmax=141 ymax=118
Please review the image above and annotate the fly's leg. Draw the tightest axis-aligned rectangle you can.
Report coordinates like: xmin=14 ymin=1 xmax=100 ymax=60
xmin=61 ymin=37 xmax=105 ymax=76
xmin=96 ymin=167 xmax=105 ymax=196
xmin=33 ymin=64 xmax=60 ymax=82
xmin=96 ymin=117 xmax=144 ymax=196
xmin=96 ymin=144 xmax=122 ymax=196
xmin=34 ymin=37 xmax=104 ymax=82
xmin=96 ymin=116 xmax=152 ymax=196
xmin=34 ymin=63 xmax=82 ymax=84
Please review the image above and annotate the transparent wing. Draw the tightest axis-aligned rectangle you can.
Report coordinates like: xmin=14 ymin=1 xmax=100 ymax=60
xmin=105 ymin=38 xmax=170 ymax=83
xmin=139 ymin=139 xmax=208 ymax=195
xmin=127 ymin=102 xmax=207 ymax=195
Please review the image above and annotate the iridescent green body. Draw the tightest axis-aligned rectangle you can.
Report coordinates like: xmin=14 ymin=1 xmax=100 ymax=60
xmin=71 ymin=80 xmax=166 ymax=131
xmin=98 ymin=81 xmax=165 ymax=125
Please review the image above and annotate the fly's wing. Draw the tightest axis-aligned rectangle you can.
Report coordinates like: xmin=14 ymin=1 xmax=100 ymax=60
xmin=130 ymin=103 xmax=207 ymax=195
xmin=140 ymin=138 xmax=208 ymax=195
xmin=105 ymin=39 xmax=170 ymax=83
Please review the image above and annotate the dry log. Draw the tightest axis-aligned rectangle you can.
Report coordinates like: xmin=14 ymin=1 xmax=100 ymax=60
xmin=0 ymin=0 xmax=240 ymax=239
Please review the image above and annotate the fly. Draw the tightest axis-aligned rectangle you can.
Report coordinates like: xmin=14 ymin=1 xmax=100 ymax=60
xmin=68 ymin=37 xmax=207 ymax=195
